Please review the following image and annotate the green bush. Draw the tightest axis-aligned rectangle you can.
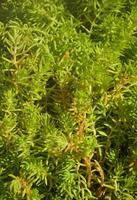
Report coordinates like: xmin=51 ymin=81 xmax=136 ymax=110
xmin=0 ymin=0 xmax=137 ymax=199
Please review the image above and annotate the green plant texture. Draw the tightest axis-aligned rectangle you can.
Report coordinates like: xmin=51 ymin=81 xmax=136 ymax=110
xmin=0 ymin=0 xmax=137 ymax=199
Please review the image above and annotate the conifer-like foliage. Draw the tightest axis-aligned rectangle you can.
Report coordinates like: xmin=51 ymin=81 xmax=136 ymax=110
xmin=0 ymin=0 xmax=137 ymax=199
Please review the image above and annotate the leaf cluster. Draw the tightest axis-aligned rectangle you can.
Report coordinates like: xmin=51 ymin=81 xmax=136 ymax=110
xmin=0 ymin=0 xmax=137 ymax=199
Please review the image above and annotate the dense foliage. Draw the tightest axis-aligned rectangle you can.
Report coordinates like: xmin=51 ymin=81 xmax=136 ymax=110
xmin=0 ymin=0 xmax=137 ymax=199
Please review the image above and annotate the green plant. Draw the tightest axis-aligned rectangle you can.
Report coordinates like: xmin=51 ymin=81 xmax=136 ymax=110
xmin=0 ymin=0 xmax=137 ymax=199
